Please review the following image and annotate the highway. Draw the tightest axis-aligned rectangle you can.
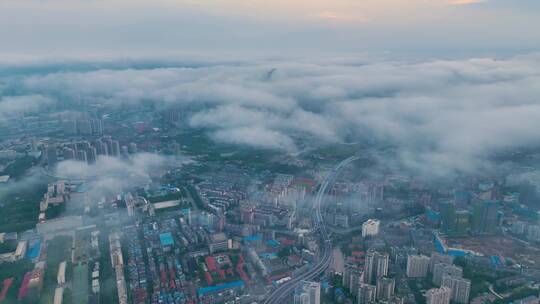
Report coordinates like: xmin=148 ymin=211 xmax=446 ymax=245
xmin=264 ymin=155 xmax=359 ymax=304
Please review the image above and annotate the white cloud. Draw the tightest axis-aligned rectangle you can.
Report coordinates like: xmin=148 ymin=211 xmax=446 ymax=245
xmin=0 ymin=95 xmax=55 ymax=118
xmin=55 ymin=153 xmax=169 ymax=198
xmin=5 ymin=54 xmax=540 ymax=177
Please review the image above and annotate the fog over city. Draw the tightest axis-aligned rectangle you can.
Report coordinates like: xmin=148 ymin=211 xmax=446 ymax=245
xmin=2 ymin=54 xmax=540 ymax=177
xmin=1 ymin=1 xmax=540 ymax=304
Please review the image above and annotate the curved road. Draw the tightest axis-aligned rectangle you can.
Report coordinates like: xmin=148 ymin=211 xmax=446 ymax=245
xmin=264 ymin=155 xmax=359 ymax=304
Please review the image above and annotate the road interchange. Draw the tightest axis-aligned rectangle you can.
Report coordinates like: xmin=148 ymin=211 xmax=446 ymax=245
xmin=264 ymin=155 xmax=359 ymax=304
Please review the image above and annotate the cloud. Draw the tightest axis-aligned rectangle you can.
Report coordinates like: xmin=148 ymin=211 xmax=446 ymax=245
xmin=4 ymin=54 xmax=540 ymax=178
xmin=212 ymin=127 xmax=297 ymax=152
xmin=55 ymin=153 xmax=170 ymax=199
xmin=0 ymin=95 xmax=55 ymax=119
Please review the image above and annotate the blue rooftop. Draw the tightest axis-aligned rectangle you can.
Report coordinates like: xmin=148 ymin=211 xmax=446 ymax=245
xmin=198 ymin=280 xmax=244 ymax=296
xmin=426 ymin=209 xmax=440 ymax=222
xmin=243 ymin=235 xmax=262 ymax=242
xmin=447 ymin=249 xmax=469 ymax=257
xmin=26 ymin=240 xmax=41 ymax=259
xmin=160 ymin=232 xmax=174 ymax=246
xmin=491 ymin=255 xmax=503 ymax=268
xmin=266 ymin=239 xmax=280 ymax=247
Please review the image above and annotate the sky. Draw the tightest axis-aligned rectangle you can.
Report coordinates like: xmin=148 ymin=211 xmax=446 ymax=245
xmin=0 ymin=0 xmax=539 ymax=57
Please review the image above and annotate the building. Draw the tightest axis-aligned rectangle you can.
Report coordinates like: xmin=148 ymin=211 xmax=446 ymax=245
xmin=432 ymin=263 xmax=462 ymax=286
xmin=364 ymin=250 xmax=389 ymax=285
xmin=76 ymin=150 xmax=87 ymax=162
xmin=426 ymin=286 xmax=452 ymax=304
xmin=527 ymin=225 xmax=540 ymax=242
xmin=406 ymin=254 xmax=430 ymax=278
xmin=47 ymin=144 xmax=57 ymax=167
xmin=471 ymin=201 xmax=499 ymax=235
xmin=111 ymin=140 xmax=120 ymax=156
xmin=511 ymin=221 xmax=527 ymax=235
xmin=14 ymin=241 xmax=28 ymax=260
xmin=294 ymin=280 xmax=321 ymax=304
xmin=40 ymin=181 xmax=70 ymax=212
xmin=87 ymin=147 xmax=97 ymax=164
xmin=454 ymin=210 xmax=470 ymax=236
xmin=441 ymin=274 xmax=471 ymax=304
xmin=440 ymin=202 xmax=456 ymax=235
xmin=90 ymin=119 xmax=103 ymax=135
xmin=362 ymin=219 xmax=380 ymax=237
xmin=92 ymin=278 xmax=100 ymax=294
xmin=63 ymin=148 xmax=75 ymax=160
xmin=357 ymin=283 xmax=377 ymax=304
xmin=63 ymin=120 xmax=77 ymax=135
xmin=376 ymin=277 xmax=395 ymax=301
xmin=54 ymin=287 xmax=64 ymax=304
xmin=334 ymin=213 xmax=349 ymax=228
xmin=128 ymin=142 xmax=138 ymax=154
xmin=36 ymin=216 xmax=83 ymax=236
xmin=77 ymin=119 xmax=92 ymax=135
xmin=343 ymin=265 xmax=363 ymax=297
xmin=514 ymin=296 xmax=539 ymax=304
xmin=208 ymin=232 xmax=230 ymax=253
xmin=0 ymin=240 xmax=27 ymax=263
xmin=57 ymin=261 xmax=66 ymax=285
xmin=429 ymin=252 xmax=453 ymax=273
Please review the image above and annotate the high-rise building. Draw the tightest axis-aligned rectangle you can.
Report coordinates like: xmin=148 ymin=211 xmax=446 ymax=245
xmin=100 ymin=142 xmax=109 ymax=156
xmin=87 ymin=147 xmax=97 ymax=164
xmin=79 ymin=141 xmax=90 ymax=151
xmin=76 ymin=150 xmax=87 ymax=163
xmin=63 ymin=148 xmax=75 ymax=160
xmin=429 ymin=252 xmax=453 ymax=273
xmin=432 ymin=263 xmax=463 ymax=286
xmin=362 ymin=219 xmax=380 ymax=238
xmin=471 ymin=201 xmax=499 ymax=235
xmin=426 ymin=287 xmax=452 ymax=304
xmin=103 ymin=137 xmax=113 ymax=155
xmin=406 ymin=254 xmax=430 ymax=278
xmin=161 ymin=108 xmax=181 ymax=126
xmin=357 ymin=283 xmax=377 ymax=304
xmin=111 ymin=140 xmax=120 ymax=157
xmin=454 ymin=210 xmax=470 ymax=236
xmin=441 ymin=275 xmax=471 ymax=304
xmin=171 ymin=142 xmax=181 ymax=156
xmin=364 ymin=250 xmax=389 ymax=285
xmin=93 ymin=139 xmax=103 ymax=155
xmin=30 ymin=138 xmax=38 ymax=152
xmin=440 ymin=201 xmax=455 ymax=234
xmin=511 ymin=221 xmax=527 ymax=235
xmin=343 ymin=265 xmax=363 ymax=297
xmin=376 ymin=277 xmax=395 ymax=301
xmin=527 ymin=225 xmax=540 ymax=242
xmin=294 ymin=280 xmax=321 ymax=304
xmin=90 ymin=119 xmax=103 ymax=135
xmin=77 ymin=119 xmax=92 ymax=135
xmin=387 ymin=297 xmax=404 ymax=304
xmin=47 ymin=144 xmax=57 ymax=167
xmin=120 ymin=145 xmax=128 ymax=156
xmin=128 ymin=142 xmax=138 ymax=154
xmin=367 ymin=184 xmax=383 ymax=207
xmin=62 ymin=120 xmax=77 ymax=136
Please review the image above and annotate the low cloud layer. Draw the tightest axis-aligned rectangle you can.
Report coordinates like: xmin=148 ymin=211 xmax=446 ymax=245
xmin=55 ymin=153 xmax=169 ymax=199
xmin=2 ymin=54 xmax=540 ymax=177
xmin=0 ymin=94 xmax=55 ymax=119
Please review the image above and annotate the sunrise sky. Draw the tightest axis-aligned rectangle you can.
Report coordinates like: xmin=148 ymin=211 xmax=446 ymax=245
xmin=1 ymin=0 xmax=539 ymax=57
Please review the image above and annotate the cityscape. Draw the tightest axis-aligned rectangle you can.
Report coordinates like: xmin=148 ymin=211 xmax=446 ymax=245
xmin=1 ymin=1 xmax=540 ymax=304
